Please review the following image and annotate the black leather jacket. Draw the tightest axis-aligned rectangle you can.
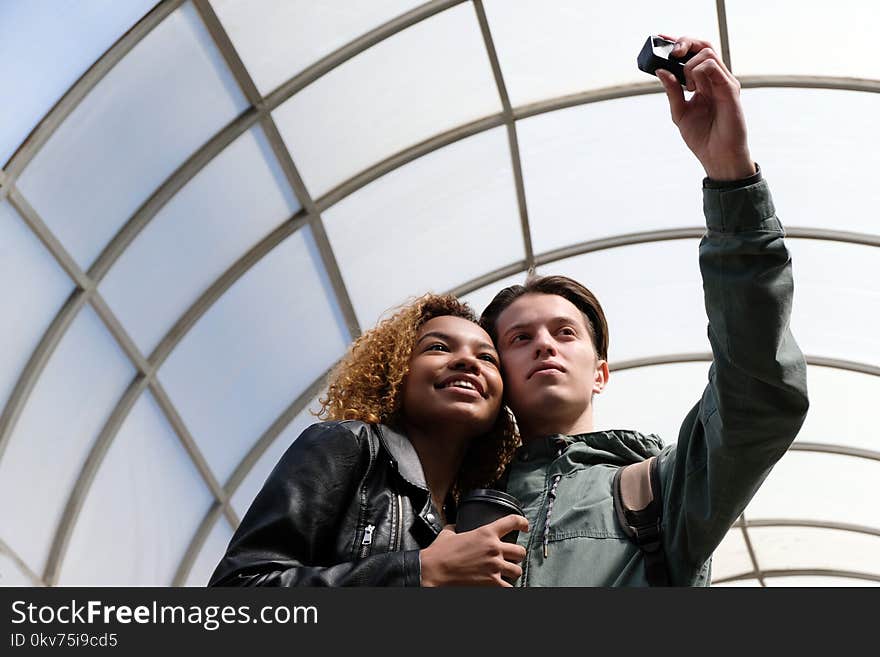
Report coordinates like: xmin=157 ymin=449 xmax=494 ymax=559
xmin=209 ymin=420 xmax=448 ymax=586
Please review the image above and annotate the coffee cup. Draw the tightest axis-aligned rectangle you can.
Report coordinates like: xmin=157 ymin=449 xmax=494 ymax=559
xmin=455 ymin=488 xmax=525 ymax=544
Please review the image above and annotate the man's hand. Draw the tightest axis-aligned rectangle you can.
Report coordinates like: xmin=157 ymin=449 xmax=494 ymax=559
xmin=419 ymin=514 xmax=529 ymax=587
xmin=656 ymin=35 xmax=756 ymax=181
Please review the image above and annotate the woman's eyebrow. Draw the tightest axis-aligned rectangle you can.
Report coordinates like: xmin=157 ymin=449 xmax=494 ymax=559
xmin=417 ymin=331 xmax=496 ymax=353
xmin=416 ymin=331 xmax=448 ymax=344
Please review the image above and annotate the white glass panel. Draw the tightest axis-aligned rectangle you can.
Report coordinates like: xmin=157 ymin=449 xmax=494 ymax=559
xmin=727 ymin=0 xmax=880 ymax=79
xmin=231 ymin=397 xmax=322 ymax=518
xmin=483 ymin=0 xmax=720 ymax=106
xmin=100 ymin=126 xmax=300 ymax=355
xmin=0 ymin=201 xmax=73 ymax=410
xmin=0 ymin=549 xmax=38 ymax=586
xmin=546 ymin=239 xmax=708 ymax=362
xmin=272 ymin=3 xmax=502 ymax=197
xmin=765 ymin=576 xmax=878 ymax=587
xmin=211 ymin=0 xmax=423 ymax=96
xmin=185 ymin=517 xmax=234 ymax=587
xmin=16 ymin=2 xmax=248 ymax=269
xmin=745 ymin=89 xmax=880 ymax=236
xmin=796 ymin=367 xmax=880 ymax=454
xmin=0 ymin=305 xmax=135 ymax=573
xmin=595 ymin=362 xmax=709 ymax=448
xmin=0 ymin=0 xmax=155 ymax=165
xmin=158 ymin=226 xmax=349 ymax=484
xmin=745 ymin=452 xmax=880 ymax=528
xmin=786 ymin=239 xmax=879 ymax=368
xmin=461 ymin=271 xmax=532 ymax=321
xmin=711 ymin=528 xmax=755 ymax=582
xmin=324 ymin=127 xmax=524 ymax=329
xmin=747 ymin=527 xmax=880 ymax=576
xmin=58 ymin=391 xmax=213 ymax=586
xmin=517 ymin=96 xmax=706 ymax=256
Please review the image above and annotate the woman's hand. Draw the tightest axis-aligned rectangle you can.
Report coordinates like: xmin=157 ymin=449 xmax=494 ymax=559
xmin=419 ymin=515 xmax=529 ymax=587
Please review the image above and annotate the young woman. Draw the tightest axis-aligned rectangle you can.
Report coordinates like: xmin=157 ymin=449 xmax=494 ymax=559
xmin=209 ymin=294 xmax=527 ymax=587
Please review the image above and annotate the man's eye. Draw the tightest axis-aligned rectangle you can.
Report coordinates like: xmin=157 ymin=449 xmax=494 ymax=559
xmin=479 ymin=353 xmax=499 ymax=366
xmin=559 ymin=327 xmax=576 ymax=336
xmin=426 ymin=343 xmax=449 ymax=352
xmin=511 ymin=334 xmax=529 ymax=343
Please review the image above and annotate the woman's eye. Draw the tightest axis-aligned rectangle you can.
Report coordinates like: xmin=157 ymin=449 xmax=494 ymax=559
xmin=511 ymin=333 xmax=528 ymax=343
xmin=559 ymin=327 xmax=576 ymax=337
xmin=479 ymin=353 xmax=499 ymax=365
xmin=426 ymin=343 xmax=449 ymax=352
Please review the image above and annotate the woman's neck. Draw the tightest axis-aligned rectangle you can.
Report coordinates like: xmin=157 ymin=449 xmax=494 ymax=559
xmin=401 ymin=422 xmax=470 ymax=522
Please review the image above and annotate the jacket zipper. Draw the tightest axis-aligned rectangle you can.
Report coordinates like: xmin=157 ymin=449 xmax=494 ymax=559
xmin=394 ymin=494 xmax=404 ymax=551
xmin=359 ymin=524 xmax=375 ymax=558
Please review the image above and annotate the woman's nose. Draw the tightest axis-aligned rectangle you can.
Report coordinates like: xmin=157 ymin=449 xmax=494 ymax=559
xmin=450 ymin=352 xmax=479 ymax=372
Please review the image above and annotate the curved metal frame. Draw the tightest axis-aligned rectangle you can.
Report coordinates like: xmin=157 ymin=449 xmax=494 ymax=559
xmin=1 ymin=0 xmax=878 ymax=585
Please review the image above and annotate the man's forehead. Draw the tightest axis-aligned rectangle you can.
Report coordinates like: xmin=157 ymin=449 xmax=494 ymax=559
xmin=496 ymin=293 xmax=586 ymax=330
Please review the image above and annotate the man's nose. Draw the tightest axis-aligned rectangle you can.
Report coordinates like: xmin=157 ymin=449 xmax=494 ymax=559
xmin=533 ymin=330 xmax=557 ymax=357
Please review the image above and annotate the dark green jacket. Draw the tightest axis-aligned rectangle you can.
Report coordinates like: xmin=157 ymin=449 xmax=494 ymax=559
xmin=506 ymin=176 xmax=810 ymax=586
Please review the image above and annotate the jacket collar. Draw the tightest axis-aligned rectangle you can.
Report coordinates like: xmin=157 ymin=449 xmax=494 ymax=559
xmin=374 ymin=424 xmax=446 ymax=534
xmin=516 ymin=429 xmax=664 ymax=465
xmin=375 ymin=424 xmax=429 ymax=491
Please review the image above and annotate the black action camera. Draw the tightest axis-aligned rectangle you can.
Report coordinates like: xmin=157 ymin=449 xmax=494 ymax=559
xmin=637 ymin=35 xmax=695 ymax=86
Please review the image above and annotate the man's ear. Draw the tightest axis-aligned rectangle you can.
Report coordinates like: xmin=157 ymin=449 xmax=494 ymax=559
xmin=593 ymin=359 xmax=609 ymax=394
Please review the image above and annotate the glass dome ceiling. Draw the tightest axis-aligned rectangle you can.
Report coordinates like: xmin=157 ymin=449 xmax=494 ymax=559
xmin=1 ymin=0 xmax=878 ymax=587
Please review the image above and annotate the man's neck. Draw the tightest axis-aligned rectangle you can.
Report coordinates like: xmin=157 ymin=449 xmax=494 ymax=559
xmin=519 ymin=410 xmax=594 ymax=442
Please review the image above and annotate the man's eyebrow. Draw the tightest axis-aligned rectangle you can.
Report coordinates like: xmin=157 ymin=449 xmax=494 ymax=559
xmin=502 ymin=315 xmax=582 ymax=336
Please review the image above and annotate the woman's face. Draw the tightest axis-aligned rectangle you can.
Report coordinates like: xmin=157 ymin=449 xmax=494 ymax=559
xmin=400 ymin=315 xmax=503 ymax=436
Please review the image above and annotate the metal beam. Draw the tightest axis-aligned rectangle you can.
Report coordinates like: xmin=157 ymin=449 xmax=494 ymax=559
xmin=171 ymin=503 xmax=228 ymax=587
xmin=714 ymin=568 xmax=880 ymax=585
xmin=7 ymin=187 xmax=91 ymax=290
xmin=789 ymin=442 xmax=880 ymax=463
xmin=172 ymin=372 xmax=328 ymax=585
xmin=609 ymin=353 xmax=880 ymax=379
xmin=473 ymin=0 xmax=535 ymax=270
xmin=262 ymin=0 xmax=467 ymax=112
xmin=715 ymin=0 xmax=732 ymax=71
xmin=2 ymin=0 xmax=185 ymax=177
xmin=188 ymin=0 xmax=362 ymax=341
xmin=44 ymin=376 xmax=148 ymax=585
xmin=738 ymin=513 xmax=767 ymax=586
xmin=0 ymin=536 xmax=45 ymax=587
xmin=732 ymin=518 xmax=880 ymax=539
xmin=87 ymin=108 xmax=259 ymax=282
xmin=0 ymin=290 xmax=87 ymax=464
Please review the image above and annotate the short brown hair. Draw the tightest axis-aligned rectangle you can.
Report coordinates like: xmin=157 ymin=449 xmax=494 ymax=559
xmin=479 ymin=274 xmax=609 ymax=360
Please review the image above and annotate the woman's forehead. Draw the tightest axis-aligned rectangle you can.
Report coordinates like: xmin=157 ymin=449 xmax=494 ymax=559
xmin=418 ymin=315 xmax=493 ymax=344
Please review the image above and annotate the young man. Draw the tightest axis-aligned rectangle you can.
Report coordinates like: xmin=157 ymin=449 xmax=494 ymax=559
xmin=477 ymin=36 xmax=810 ymax=586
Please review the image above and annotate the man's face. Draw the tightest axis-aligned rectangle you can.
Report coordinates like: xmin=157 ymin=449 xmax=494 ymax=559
xmin=494 ymin=293 xmax=607 ymax=434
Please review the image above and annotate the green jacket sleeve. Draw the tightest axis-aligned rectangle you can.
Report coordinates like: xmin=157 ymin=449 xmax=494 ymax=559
xmin=659 ymin=177 xmax=810 ymax=583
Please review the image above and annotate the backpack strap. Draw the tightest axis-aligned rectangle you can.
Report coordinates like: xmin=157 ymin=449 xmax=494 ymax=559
xmin=612 ymin=456 xmax=669 ymax=586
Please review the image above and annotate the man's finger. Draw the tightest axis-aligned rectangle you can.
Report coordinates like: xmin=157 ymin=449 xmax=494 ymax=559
xmin=656 ymin=69 xmax=685 ymax=124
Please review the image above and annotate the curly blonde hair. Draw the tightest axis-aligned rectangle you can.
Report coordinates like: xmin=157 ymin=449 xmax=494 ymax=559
xmin=318 ymin=293 xmax=519 ymax=498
